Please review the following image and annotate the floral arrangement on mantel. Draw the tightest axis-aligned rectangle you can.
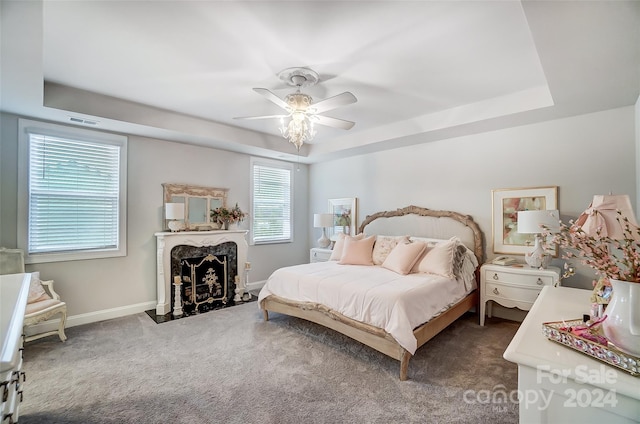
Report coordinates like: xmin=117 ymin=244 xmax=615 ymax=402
xmin=545 ymin=211 xmax=640 ymax=283
xmin=543 ymin=211 xmax=640 ymax=283
xmin=210 ymin=203 xmax=246 ymax=227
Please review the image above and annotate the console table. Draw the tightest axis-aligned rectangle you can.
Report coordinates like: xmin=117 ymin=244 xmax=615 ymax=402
xmin=1 ymin=273 xmax=30 ymax=423
xmin=504 ymin=286 xmax=640 ymax=423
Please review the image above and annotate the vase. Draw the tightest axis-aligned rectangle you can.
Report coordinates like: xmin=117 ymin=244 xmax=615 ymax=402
xmin=223 ymin=220 xmax=229 ymax=230
xmin=602 ymin=279 xmax=640 ymax=356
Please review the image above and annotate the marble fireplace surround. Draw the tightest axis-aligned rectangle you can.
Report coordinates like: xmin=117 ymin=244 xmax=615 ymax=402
xmin=155 ymin=230 xmax=248 ymax=315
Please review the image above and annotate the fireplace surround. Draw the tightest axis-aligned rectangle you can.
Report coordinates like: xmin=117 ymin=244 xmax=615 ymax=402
xmin=155 ymin=230 xmax=248 ymax=316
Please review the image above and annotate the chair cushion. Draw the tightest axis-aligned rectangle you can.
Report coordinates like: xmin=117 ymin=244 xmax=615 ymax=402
xmin=25 ymin=298 xmax=63 ymax=315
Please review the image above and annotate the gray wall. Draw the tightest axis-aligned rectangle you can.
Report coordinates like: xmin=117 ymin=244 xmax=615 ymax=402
xmin=1 ymin=105 xmax=636 ymax=324
xmin=1 ymin=113 xmax=309 ymax=319
xmin=309 ymin=106 xmax=637 ymax=291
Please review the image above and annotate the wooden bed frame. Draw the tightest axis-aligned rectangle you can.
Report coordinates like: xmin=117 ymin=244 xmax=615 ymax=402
xmin=260 ymin=205 xmax=484 ymax=380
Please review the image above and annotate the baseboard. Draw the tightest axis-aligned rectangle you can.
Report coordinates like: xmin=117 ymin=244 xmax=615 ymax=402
xmin=24 ymin=300 xmax=157 ymax=336
xmin=246 ymin=279 xmax=266 ymax=292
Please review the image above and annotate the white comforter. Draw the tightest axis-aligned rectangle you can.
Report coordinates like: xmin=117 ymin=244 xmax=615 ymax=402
xmin=258 ymin=261 xmax=474 ymax=354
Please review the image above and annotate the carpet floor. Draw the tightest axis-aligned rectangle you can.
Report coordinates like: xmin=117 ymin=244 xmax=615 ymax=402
xmin=19 ymin=302 xmax=520 ymax=423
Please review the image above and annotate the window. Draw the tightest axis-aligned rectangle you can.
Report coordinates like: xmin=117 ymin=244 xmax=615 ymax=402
xmin=18 ymin=119 xmax=127 ymax=263
xmin=250 ymin=158 xmax=293 ymax=244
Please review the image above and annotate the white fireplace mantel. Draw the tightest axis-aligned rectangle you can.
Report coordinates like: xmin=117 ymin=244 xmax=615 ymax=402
xmin=155 ymin=230 xmax=248 ymax=315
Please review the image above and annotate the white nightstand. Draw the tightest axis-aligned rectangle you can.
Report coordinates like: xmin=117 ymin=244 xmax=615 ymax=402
xmin=310 ymin=247 xmax=332 ymax=263
xmin=480 ymin=263 xmax=561 ymax=326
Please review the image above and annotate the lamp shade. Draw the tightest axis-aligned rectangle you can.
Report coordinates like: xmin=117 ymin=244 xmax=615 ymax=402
xmin=314 ymin=213 xmax=333 ymax=228
xmin=165 ymin=203 xmax=185 ymax=220
xmin=517 ymin=210 xmax=560 ymax=234
xmin=574 ymin=194 xmax=638 ymax=239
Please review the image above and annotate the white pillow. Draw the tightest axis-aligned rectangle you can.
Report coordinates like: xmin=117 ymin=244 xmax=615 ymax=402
xmin=329 ymin=233 xmax=364 ymax=261
xmin=338 ymin=235 xmax=376 ymax=265
xmin=382 ymin=241 xmax=427 ymax=275
xmin=411 ymin=238 xmax=458 ymax=278
xmin=372 ymin=235 xmax=410 ymax=265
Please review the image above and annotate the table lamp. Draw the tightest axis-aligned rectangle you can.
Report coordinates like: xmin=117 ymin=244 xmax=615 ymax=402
xmin=517 ymin=209 xmax=560 ymax=268
xmin=165 ymin=203 xmax=185 ymax=232
xmin=314 ymin=213 xmax=333 ymax=248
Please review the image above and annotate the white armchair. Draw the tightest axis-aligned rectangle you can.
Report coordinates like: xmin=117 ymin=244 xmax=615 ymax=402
xmin=0 ymin=247 xmax=67 ymax=342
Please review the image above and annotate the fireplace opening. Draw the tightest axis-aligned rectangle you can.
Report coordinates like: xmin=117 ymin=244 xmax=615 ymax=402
xmin=170 ymin=242 xmax=237 ymax=316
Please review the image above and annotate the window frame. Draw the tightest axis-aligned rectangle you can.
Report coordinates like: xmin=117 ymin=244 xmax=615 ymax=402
xmin=17 ymin=119 xmax=128 ymax=264
xmin=249 ymin=157 xmax=294 ymax=245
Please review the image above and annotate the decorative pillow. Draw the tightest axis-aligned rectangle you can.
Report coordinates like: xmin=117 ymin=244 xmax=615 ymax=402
xmin=27 ymin=272 xmax=51 ymax=304
xmin=372 ymin=235 xmax=410 ymax=265
xmin=329 ymin=233 xmax=364 ymax=261
xmin=453 ymin=243 xmax=468 ymax=279
xmin=338 ymin=235 xmax=376 ymax=265
xmin=411 ymin=238 xmax=458 ymax=278
xmin=382 ymin=241 xmax=427 ymax=275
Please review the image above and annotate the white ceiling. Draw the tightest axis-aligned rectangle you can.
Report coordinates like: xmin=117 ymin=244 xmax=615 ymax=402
xmin=1 ymin=0 xmax=639 ymax=163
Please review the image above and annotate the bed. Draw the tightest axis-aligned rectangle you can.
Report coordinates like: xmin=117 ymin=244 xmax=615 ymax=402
xmin=258 ymin=205 xmax=484 ymax=380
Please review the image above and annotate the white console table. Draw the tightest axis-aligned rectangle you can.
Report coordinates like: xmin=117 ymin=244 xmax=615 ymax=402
xmin=504 ymin=286 xmax=640 ymax=423
xmin=1 ymin=273 xmax=30 ymax=423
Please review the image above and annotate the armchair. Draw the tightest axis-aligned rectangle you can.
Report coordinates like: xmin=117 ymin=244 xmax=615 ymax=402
xmin=0 ymin=248 xmax=67 ymax=342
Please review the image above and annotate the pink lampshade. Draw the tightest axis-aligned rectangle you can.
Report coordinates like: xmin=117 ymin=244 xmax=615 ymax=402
xmin=573 ymin=194 xmax=638 ymax=239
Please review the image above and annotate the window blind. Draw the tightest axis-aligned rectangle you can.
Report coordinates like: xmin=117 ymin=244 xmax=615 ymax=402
xmin=251 ymin=161 xmax=292 ymax=244
xmin=27 ymin=134 xmax=121 ymax=254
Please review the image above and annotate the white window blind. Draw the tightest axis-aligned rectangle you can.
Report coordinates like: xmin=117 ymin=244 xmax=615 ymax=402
xmin=250 ymin=159 xmax=293 ymax=244
xmin=18 ymin=119 xmax=127 ymax=263
xmin=28 ymin=134 xmax=121 ymax=253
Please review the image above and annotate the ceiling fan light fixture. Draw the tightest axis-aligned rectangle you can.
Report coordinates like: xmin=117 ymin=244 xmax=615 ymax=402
xmin=237 ymin=67 xmax=356 ymax=152
xmin=279 ymin=112 xmax=316 ymax=151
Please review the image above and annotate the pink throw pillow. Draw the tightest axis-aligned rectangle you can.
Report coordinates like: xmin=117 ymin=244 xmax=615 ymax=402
xmin=329 ymin=233 xmax=364 ymax=261
xmin=382 ymin=242 xmax=428 ymax=275
xmin=412 ymin=239 xmax=457 ymax=278
xmin=372 ymin=235 xmax=410 ymax=265
xmin=338 ymin=235 xmax=376 ymax=265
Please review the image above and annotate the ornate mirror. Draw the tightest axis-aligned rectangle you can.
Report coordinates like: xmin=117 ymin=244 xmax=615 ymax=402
xmin=162 ymin=183 xmax=228 ymax=231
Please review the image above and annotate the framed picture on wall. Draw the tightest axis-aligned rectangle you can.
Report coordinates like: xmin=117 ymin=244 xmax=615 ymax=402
xmin=491 ymin=186 xmax=558 ymax=255
xmin=328 ymin=197 xmax=358 ymax=239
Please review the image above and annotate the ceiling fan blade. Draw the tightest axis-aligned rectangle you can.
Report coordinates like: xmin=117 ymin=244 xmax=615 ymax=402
xmin=253 ymin=88 xmax=289 ymax=110
xmin=313 ymin=115 xmax=355 ymax=130
xmin=233 ymin=114 xmax=287 ymax=120
xmin=311 ymin=92 xmax=357 ymax=114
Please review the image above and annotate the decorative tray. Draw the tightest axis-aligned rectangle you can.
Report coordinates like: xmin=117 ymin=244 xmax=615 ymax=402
xmin=542 ymin=319 xmax=639 ymax=376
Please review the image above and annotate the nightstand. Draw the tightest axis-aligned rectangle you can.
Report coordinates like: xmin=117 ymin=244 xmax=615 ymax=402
xmin=480 ymin=263 xmax=561 ymax=326
xmin=310 ymin=247 xmax=332 ymax=263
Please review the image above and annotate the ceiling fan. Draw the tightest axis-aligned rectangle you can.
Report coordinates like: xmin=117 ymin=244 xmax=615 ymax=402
xmin=234 ymin=67 xmax=357 ymax=150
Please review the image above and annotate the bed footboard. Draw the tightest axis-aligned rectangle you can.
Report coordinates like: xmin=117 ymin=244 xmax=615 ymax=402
xmin=260 ymin=291 xmax=476 ymax=380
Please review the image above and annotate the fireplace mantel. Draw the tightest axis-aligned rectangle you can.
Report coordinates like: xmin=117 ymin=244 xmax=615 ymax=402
xmin=155 ymin=230 xmax=248 ymax=315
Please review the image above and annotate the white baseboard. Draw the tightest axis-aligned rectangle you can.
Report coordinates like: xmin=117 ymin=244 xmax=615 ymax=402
xmin=24 ymin=300 xmax=157 ymax=336
xmin=246 ymin=279 xmax=266 ymax=292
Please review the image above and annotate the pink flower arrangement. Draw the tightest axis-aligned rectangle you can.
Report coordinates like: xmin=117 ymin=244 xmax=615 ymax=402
xmin=210 ymin=203 xmax=246 ymax=225
xmin=544 ymin=211 xmax=640 ymax=283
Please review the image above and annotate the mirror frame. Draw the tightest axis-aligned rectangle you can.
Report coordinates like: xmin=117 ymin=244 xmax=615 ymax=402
xmin=162 ymin=183 xmax=228 ymax=231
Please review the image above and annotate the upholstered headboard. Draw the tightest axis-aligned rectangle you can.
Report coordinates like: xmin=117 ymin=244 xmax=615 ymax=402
xmin=358 ymin=205 xmax=484 ymax=263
